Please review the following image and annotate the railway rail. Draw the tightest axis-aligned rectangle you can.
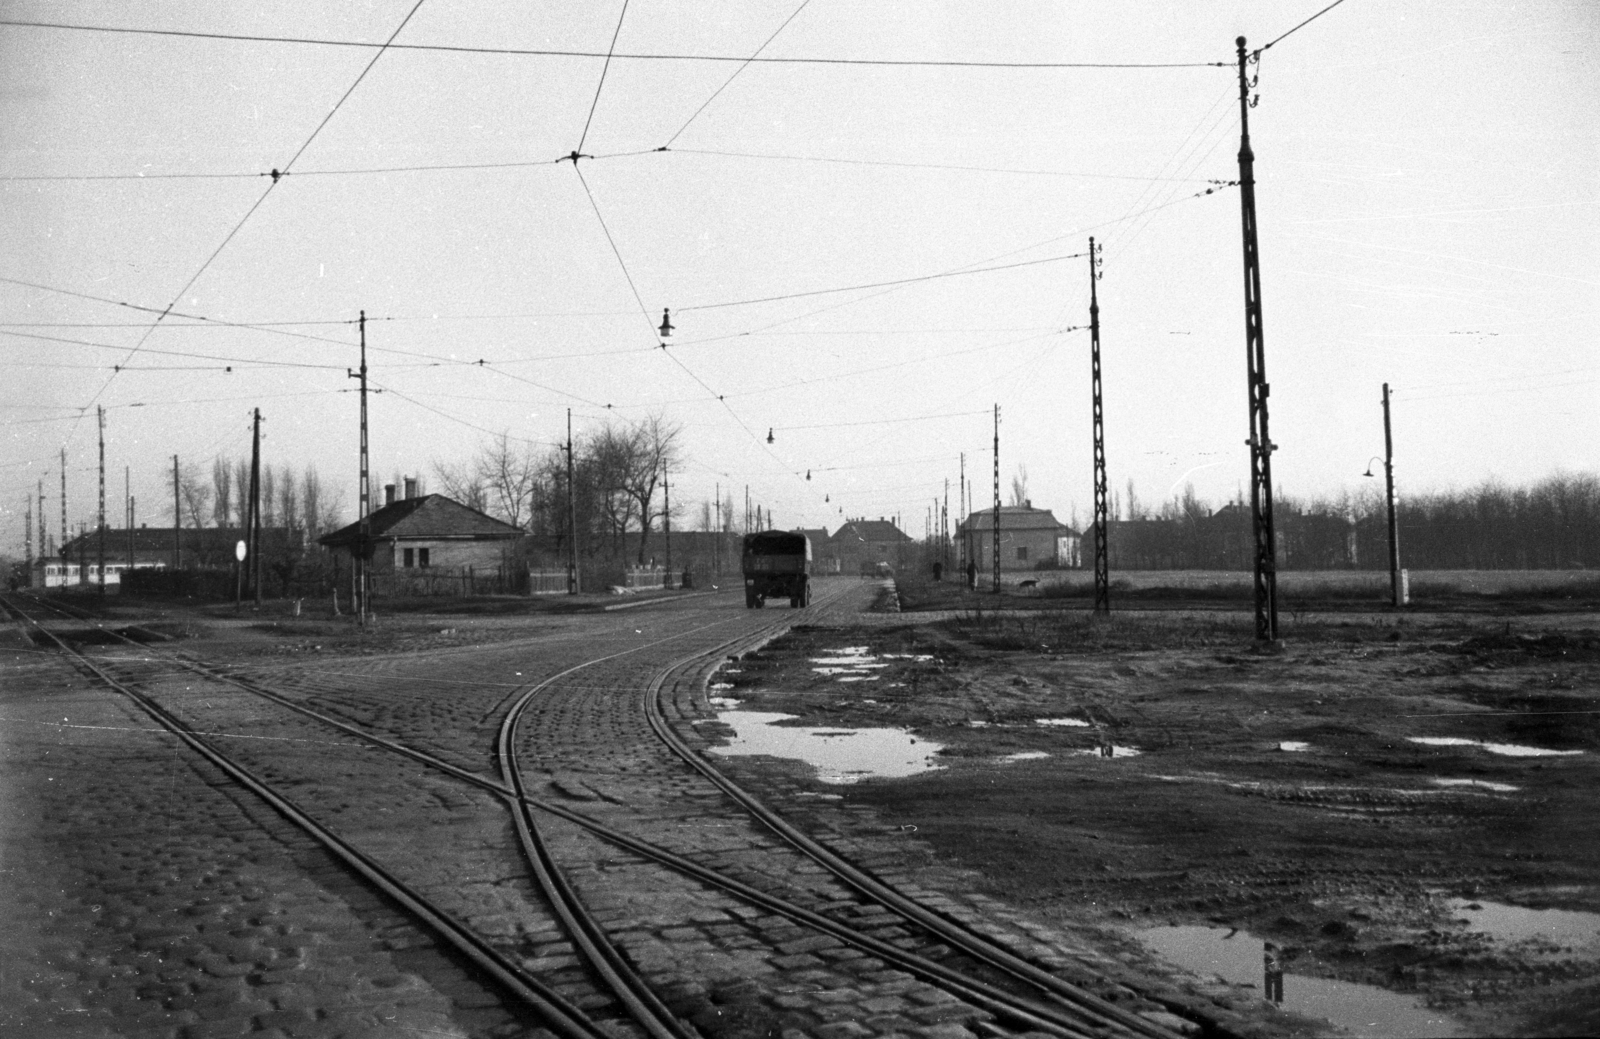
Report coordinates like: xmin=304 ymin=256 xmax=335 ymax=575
xmin=2 ymin=587 xmax=1189 ymax=1039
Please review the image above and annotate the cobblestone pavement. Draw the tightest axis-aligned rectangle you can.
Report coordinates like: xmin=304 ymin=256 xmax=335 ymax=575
xmin=2 ymin=582 xmax=1201 ymax=1039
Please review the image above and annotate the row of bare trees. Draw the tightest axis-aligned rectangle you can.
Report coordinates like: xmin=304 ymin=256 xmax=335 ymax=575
xmin=433 ymin=415 xmax=683 ymax=565
xmin=177 ymin=461 xmax=343 ymax=542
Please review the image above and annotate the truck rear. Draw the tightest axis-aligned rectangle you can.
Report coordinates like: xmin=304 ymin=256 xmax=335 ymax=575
xmin=741 ymin=531 xmax=811 ymax=608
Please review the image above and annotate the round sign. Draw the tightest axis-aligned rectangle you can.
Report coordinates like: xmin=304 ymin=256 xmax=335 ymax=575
xmin=235 ymin=540 xmax=247 ymax=562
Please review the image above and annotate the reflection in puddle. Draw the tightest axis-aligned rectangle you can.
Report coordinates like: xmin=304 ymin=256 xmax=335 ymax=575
xmin=1279 ymin=741 xmax=1311 ymax=752
xmin=709 ymin=682 xmax=735 ymax=691
xmin=1450 ymin=899 xmax=1600 ymax=951
xmin=708 ymin=696 xmax=741 ymax=708
xmin=1431 ymin=778 xmax=1517 ymax=793
xmin=709 ymin=710 xmax=944 ymax=784
xmin=1408 ymin=736 xmax=1581 ymax=757
xmin=1137 ymin=925 xmax=1463 ymax=1038
xmin=999 ymin=751 xmax=1049 ymax=763
xmin=1037 ymin=717 xmax=1090 ymax=727
xmin=837 ymin=675 xmax=879 ymax=683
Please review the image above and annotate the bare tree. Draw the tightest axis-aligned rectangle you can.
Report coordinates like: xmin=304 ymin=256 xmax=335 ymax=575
xmin=277 ymin=464 xmax=299 ymax=532
xmin=233 ymin=459 xmax=251 ymax=528
xmin=260 ymin=464 xmax=277 ymax=528
xmin=431 ymin=459 xmax=489 ymax=513
xmin=478 ymin=432 xmax=539 ymax=528
xmin=178 ymin=464 xmax=212 ymax=531
xmin=1009 ymin=464 xmax=1030 ymax=507
xmin=301 ymin=466 xmax=323 ymax=540
xmin=210 ymin=458 xmax=233 ymax=528
xmin=622 ymin=414 xmax=683 ymax=563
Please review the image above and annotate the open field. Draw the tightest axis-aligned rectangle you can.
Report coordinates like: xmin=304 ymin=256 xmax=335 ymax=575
xmin=707 ymin=605 xmax=1600 ymax=1036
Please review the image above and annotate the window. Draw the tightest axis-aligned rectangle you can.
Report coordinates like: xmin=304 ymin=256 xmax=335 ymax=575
xmin=403 ymin=548 xmax=414 ymax=568
xmin=418 ymin=548 xmax=430 ymax=568
xmin=1016 ymin=546 xmax=1028 ymax=562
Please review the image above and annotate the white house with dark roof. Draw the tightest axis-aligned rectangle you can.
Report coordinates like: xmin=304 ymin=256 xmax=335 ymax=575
xmin=958 ymin=503 xmax=1080 ymax=572
xmin=318 ymin=493 xmax=524 ymax=573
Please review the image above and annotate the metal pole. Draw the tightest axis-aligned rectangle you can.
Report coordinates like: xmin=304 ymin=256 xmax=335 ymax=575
xmin=992 ymin=404 xmax=1001 ymax=593
xmin=663 ymin=462 xmax=671 ymax=586
xmin=1236 ymin=36 xmax=1279 ymax=643
xmin=714 ymin=481 xmax=721 ymax=577
xmin=61 ymin=449 xmax=69 ymax=579
xmin=97 ymin=406 xmax=106 ymax=596
xmin=567 ymin=408 xmax=578 ymax=594
xmin=1090 ymin=238 xmax=1111 ymax=614
xmin=958 ymin=453 xmax=965 ymax=573
xmin=126 ymin=466 xmax=133 ymax=576
xmin=1383 ymin=382 xmax=1401 ymax=607
xmin=350 ymin=312 xmax=371 ymax=624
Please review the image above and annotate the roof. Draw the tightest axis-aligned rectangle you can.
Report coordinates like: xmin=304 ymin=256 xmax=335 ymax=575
xmin=831 ymin=519 xmax=911 ymax=544
xmin=58 ymin=526 xmax=292 ymax=556
xmin=319 ymin=494 xmax=524 ymax=547
xmin=791 ymin=528 xmax=829 ymax=545
xmin=959 ymin=505 xmax=1077 ymax=535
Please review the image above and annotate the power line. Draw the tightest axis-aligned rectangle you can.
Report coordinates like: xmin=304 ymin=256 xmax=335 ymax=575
xmin=663 ymin=0 xmax=812 ymax=148
xmin=679 ymin=252 xmax=1087 ymax=312
xmin=666 ymin=147 xmax=1225 ymax=183
xmin=1259 ymin=0 xmax=1354 ymax=53
xmin=774 ymin=408 xmax=991 ymax=433
xmin=576 ymin=0 xmax=632 ymax=154
xmin=0 ymin=19 xmax=1229 ymax=68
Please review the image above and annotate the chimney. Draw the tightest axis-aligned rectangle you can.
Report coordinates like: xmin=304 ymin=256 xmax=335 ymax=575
xmin=384 ymin=484 xmax=396 ymax=506
xmin=404 ymin=477 xmax=417 ymax=500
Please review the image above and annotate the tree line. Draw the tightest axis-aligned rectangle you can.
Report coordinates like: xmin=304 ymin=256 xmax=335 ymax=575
xmin=1102 ymin=473 xmax=1600 ymax=571
xmin=178 ymin=461 xmax=344 ymax=543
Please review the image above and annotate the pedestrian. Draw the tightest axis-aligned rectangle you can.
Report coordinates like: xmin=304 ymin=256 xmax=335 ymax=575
xmin=932 ymin=560 xmax=943 ymax=582
xmin=966 ymin=559 xmax=977 ymax=590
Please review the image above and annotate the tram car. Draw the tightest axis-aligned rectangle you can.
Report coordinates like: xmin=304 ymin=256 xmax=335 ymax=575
xmin=741 ymin=531 xmax=811 ymax=608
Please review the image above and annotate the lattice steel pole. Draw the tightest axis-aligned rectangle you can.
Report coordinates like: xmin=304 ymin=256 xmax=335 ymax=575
xmin=349 ymin=311 xmax=371 ymax=625
xmin=1236 ymin=36 xmax=1279 ymax=642
xmin=1089 ymin=239 xmax=1110 ymax=614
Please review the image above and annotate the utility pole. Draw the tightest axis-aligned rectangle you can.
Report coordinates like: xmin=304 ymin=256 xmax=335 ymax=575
xmin=958 ymin=453 xmax=966 ymax=573
xmin=97 ymin=407 xmax=106 ymax=596
xmin=249 ymin=408 xmax=262 ymax=607
xmin=943 ymin=479 xmax=950 ymax=568
xmin=24 ymin=495 xmax=32 ymax=584
xmin=348 ymin=312 xmax=371 ymax=624
xmin=566 ymin=408 xmax=578 ymax=594
xmin=1236 ymin=36 xmax=1279 ymax=643
xmin=60 ymin=449 xmax=69 ymax=580
xmin=663 ymin=462 xmax=671 ymax=586
xmin=714 ymin=481 xmax=722 ymax=577
xmin=171 ymin=455 xmax=181 ymax=570
xmin=1382 ymin=382 xmax=1402 ymax=608
xmin=125 ymin=466 xmax=133 ymax=576
xmin=1089 ymin=238 xmax=1110 ymax=614
xmin=992 ymin=404 xmax=1001 ymax=593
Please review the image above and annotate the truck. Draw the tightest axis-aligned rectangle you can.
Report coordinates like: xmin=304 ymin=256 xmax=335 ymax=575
xmin=741 ymin=531 xmax=811 ymax=608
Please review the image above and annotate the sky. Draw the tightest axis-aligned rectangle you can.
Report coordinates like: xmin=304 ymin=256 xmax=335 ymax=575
xmin=2 ymin=0 xmax=1597 ymax=553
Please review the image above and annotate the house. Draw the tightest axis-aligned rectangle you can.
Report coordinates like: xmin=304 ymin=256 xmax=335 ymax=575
xmin=959 ymin=503 xmax=1080 ymax=572
xmin=37 ymin=526 xmax=293 ymax=588
xmin=822 ymin=518 xmax=913 ymax=574
xmin=318 ymin=492 xmax=524 ymax=574
xmin=790 ymin=528 xmax=836 ymax=573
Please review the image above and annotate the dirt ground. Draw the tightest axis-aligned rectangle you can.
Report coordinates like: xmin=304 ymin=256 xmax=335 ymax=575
xmin=710 ymin=601 xmax=1600 ymax=1037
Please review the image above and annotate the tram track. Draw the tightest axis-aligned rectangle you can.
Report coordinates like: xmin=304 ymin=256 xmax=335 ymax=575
xmin=5 ymin=587 xmax=1187 ymax=1039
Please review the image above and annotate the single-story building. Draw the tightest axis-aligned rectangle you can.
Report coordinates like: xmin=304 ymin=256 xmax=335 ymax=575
xmin=822 ymin=518 xmax=913 ymax=574
xmin=958 ymin=503 xmax=1080 ymax=572
xmin=318 ymin=493 xmax=524 ymax=573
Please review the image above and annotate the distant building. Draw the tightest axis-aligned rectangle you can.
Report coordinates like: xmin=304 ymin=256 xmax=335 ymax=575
xmin=790 ymin=528 xmax=835 ymax=573
xmin=37 ymin=526 xmax=292 ymax=588
xmin=318 ymin=493 xmax=524 ymax=573
xmin=822 ymin=518 xmax=913 ymax=574
xmin=959 ymin=503 xmax=1080 ymax=572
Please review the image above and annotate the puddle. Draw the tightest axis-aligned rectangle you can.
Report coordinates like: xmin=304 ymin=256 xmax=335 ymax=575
xmin=708 ymin=697 xmax=741 ymax=708
xmin=999 ymin=751 xmax=1049 ymax=763
xmin=1136 ymin=925 xmax=1463 ymax=1038
xmin=1449 ymin=899 xmax=1600 ymax=952
xmin=709 ymin=710 xmax=944 ymax=784
xmin=1074 ymin=745 xmax=1142 ymax=758
xmin=709 ymin=682 xmax=735 ymax=691
xmin=1408 ymin=736 xmax=1581 ymax=757
xmin=1036 ymin=717 xmax=1090 ymax=728
xmin=837 ymin=676 xmax=879 ymax=683
xmin=967 ymin=720 xmax=992 ymax=728
xmin=1430 ymin=778 xmax=1518 ymax=793
xmin=1279 ymin=741 xmax=1311 ymax=752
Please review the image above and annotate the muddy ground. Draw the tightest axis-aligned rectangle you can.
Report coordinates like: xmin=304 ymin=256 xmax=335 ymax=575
xmin=708 ymin=603 xmax=1600 ymax=1037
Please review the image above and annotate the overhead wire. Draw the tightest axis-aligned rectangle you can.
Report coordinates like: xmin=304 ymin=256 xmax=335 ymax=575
xmin=665 ymin=147 xmax=1225 ymax=183
xmin=662 ymin=0 xmax=813 ymax=148
xmin=576 ymin=0 xmax=632 ymax=154
xmin=0 ymin=19 xmax=1230 ymax=68
xmin=1258 ymin=0 xmax=1354 ymax=54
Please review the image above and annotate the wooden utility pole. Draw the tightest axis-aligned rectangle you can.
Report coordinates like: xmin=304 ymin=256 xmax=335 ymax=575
xmin=1382 ymin=383 xmax=1402 ymax=607
xmin=567 ymin=409 xmax=578 ymax=594
xmin=663 ymin=463 xmax=671 ymax=586
xmin=1089 ymin=238 xmax=1110 ymax=614
xmin=992 ymin=404 xmax=1001 ymax=593
xmin=60 ymin=449 xmax=69 ymax=578
xmin=126 ymin=466 xmax=133 ymax=575
xmin=172 ymin=455 xmax=181 ymax=569
xmin=1236 ymin=36 xmax=1279 ymax=643
xmin=249 ymin=408 xmax=262 ymax=607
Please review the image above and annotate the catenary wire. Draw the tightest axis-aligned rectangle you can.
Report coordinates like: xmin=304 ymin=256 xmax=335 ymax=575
xmin=662 ymin=0 xmax=812 ymax=148
xmin=0 ymin=19 xmax=1229 ymax=68
xmin=1259 ymin=0 xmax=1354 ymax=53
xmin=576 ymin=0 xmax=632 ymax=154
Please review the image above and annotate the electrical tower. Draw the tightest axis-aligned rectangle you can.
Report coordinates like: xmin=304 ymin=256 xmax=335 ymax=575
xmin=1089 ymin=238 xmax=1110 ymax=614
xmin=1236 ymin=36 xmax=1279 ymax=643
xmin=60 ymin=449 xmax=68 ymax=577
xmin=249 ymin=408 xmax=262 ymax=607
xmin=349 ymin=313 xmax=371 ymax=624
